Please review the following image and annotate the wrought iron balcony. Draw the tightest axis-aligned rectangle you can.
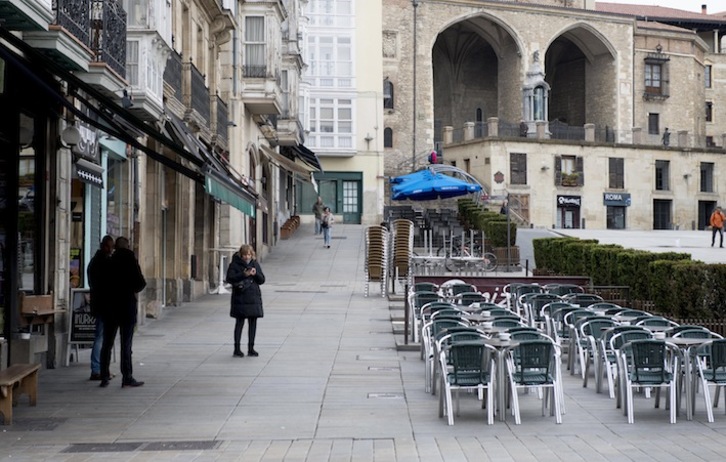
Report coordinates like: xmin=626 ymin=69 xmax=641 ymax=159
xmin=57 ymin=0 xmax=91 ymax=48
xmin=188 ymin=61 xmax=210 ymax=124
xmin=164 ymin=49 xmax=183 ymax=103
xmin=90 ymin=0 xmax=126 ymax=77
xmin=215 ymin=94 xmax=228 ymax=145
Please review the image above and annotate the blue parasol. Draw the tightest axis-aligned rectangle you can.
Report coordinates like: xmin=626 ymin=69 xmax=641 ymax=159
xmin=391 ymin=168 xmax=481 ymax=201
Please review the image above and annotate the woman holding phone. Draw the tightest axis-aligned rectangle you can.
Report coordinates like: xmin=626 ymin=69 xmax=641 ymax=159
xmin=225 ymin=244 xmax=265 ymax=357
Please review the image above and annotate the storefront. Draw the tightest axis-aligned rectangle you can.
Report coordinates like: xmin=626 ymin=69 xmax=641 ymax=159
xmin=604 ymin=192 xmax=630 ymax=230
xmin=556 ymin=195 xmax=581 ymax=229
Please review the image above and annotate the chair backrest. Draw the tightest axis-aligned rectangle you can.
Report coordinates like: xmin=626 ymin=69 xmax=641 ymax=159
xmin=671 ymin=328 xmax=712 ymax=339
xmin=610 ymin=329 xmax=653 ymax=351
xmin=412 ymin=291 xmax=443 ymax=309
xmin=430 ymin=318 xmax=470 ymax=339
xmin=487 ymin=308 xmax=515 ymax=317
xmin=545 ymin=284 xmax=585 ymax=296
xmin=493 ymin=318 xmax=524 ymax=328
xmin=445 ymin=342 xmax=494 ymax=385
xmin=510 ymin=331 xmax=552 ymax=341
xmin=563 ymin=309 xmax=597 ymax=327
xmin=588 ymin=302 xmax=623 ymax=312
xmin=510 ymin=340 xmax=556 ymax=385
xmin=635 ymin=316 xmax=679 ymax=327
xmin=626 ymin=340 xmax=672 ymax=384
xmin=420 ymin=302 xmax=457 ymax=320
xmin=580 ymin=318 xmax=618 ymax=341
xmin=430 ymin=309 xmax=467 ymax=320
xmin=666 ymin=325 xmax=709 ymax=336
xmin=450 ymin=283 xmax=476 ymax=296
xmin=603 ymin=325 xmax=649 ymax=347
xmin=617 ymin=309 xmax=651 ymax=318
xmin=457 ymin=292 xmax=486 ymax=305
xmin=413 ymin=282 xmax=438 ymax=293
xmin=563 ymin=293 xmax=604 ymax=307
xmin=437 ymin=329 xmax=488 ymax=349
xmin=700 ymin=340 xmax=726 ymax=380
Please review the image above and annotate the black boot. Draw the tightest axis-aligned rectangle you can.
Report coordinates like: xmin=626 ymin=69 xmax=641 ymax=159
xmin=248 ymin=346 xmax=259 ymax=357
xmin=233 ymin=345 xmax=244 ymax=357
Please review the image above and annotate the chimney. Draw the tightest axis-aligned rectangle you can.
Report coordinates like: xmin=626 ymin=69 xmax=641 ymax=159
xmin=702 ymin=4 xmax=708 ymax=14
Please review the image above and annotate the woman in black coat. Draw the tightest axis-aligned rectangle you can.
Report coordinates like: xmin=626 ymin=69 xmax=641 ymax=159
xmin=226 ymin=244 xmax=265 ymax=357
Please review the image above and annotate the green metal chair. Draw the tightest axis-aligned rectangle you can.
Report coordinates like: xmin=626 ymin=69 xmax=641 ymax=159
xmin=438 ymin=341 xmax=497 ymax=425
xmin=620 ymin=339 xmax=680 ymax=424
xmin=695 ymin=339 xmax=726 ymax=422
xmin=505 ymin=340 xmax=563 ymax=424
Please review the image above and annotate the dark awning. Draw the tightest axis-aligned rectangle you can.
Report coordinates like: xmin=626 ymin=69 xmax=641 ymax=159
xmin=291 ymin=145 xmax=323 ymax=172
xmin=0 ymin=27 xmax=257 ymax=216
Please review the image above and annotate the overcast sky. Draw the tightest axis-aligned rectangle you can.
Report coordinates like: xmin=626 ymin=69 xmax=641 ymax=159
xmin=598 ymin=1 xmax=726 ymax=13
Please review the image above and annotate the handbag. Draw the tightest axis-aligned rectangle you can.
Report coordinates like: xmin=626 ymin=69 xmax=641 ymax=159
xmin=234 ymin=279 xmax=252 ymax=292
xmin=321 ymin=220 xmax=329 ymax=229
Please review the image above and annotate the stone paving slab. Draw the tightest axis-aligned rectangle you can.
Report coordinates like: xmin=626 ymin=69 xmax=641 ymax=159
xmin=3 ymin=226 xmax=726 ymax=461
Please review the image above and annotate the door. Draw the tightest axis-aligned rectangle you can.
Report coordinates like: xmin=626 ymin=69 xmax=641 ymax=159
xmin=342 ymin=180 xmax=361 ymax=224
xmin=699 ymin=200 xmax=717 ymax=230
xmin=319 ymin=180 xmax=338 ymax=214
xmin=653 ymin=199 xmax=672 ymax=230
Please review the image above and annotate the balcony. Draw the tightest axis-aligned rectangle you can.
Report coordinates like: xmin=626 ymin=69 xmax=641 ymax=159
xmin=213 ymin=94 xmax=228 ymax=147
xmin=241 ymin=66 xmax=282 ymax=116
xmin=23 ymin=0 xmax=94 ymax=71
xmin=163 ymin=49 xmax=183 ymax=104
xmin=185 ymin=60 xmax=210 ymax=128
xmin=276 ymin=111 xmax=304 ymax=146
xmin=0 ymin=0 xmax=54 ymax=32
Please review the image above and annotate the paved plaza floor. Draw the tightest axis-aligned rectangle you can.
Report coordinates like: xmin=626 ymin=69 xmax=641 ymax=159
xmin=1 ymin=225 xmax=726 ymax=461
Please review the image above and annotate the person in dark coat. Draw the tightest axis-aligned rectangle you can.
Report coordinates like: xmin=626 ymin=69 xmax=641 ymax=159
xmin=226 ymin=244 xmax=265 ymax=357
xmin=87 ymin=235 xmax=114 ymax=381
xmin=99 ymin=236 xmax=147 ymax=388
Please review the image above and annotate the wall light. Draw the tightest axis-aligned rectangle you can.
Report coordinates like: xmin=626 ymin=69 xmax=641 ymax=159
xmin=61 ymin=123 xmax=81 ymax=148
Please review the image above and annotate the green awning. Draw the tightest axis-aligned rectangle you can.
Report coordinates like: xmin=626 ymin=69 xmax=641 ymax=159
xmin=205 ymin=171 xmax=256 ymax=218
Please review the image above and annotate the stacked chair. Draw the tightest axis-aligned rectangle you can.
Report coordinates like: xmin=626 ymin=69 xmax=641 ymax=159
xmin=364 ymin=225 xmax=390 ymax=297
xmin=391 ymin=219 xmax=415 ymax=290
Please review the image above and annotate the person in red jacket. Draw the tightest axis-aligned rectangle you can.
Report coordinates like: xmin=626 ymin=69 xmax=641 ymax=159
xmin=710 ymin=206 xmax=725 ymax=247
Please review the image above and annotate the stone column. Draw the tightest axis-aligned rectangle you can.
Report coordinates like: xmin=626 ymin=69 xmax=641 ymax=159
xmin=443 ymin=126 xmax=453 ymax=145
xmin=584 ymin=123 xmax=595 ymax=142
xmin=464 ymin=122 xmax=475 ymax=141
xmin=632 ymin=127 xmax=642 ymax=145
xmin=536 ymin=121 xmax=547 ymax=139
xmin=487 ymin=117 xmax=499 ymax=138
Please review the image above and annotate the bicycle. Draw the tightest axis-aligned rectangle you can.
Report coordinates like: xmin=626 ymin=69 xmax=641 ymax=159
xmin=436 ymin=235 xmax=497 ymax=272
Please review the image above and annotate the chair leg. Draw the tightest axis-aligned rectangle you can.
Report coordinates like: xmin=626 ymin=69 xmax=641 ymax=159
xmin=702 ymin=379 xmax=715 ymax=423
xmin=670 ymin=382 xmax=677 ymax=424
xmin=626 ymin=383 xmax=635 ymax=424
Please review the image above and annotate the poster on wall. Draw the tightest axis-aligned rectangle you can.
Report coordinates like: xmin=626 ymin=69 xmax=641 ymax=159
xmin=69 ymin=288 xmax=95 ymax=344
xmin=69 ymin=247 xmax=82 ymax=289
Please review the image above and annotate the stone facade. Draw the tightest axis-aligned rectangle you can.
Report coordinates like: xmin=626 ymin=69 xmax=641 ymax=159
xmin=382 ymin=0 xmax=725 ymax=230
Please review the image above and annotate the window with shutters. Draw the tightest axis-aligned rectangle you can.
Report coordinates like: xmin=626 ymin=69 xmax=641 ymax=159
xmin=555 ymin=155 xmax=583 ymax=187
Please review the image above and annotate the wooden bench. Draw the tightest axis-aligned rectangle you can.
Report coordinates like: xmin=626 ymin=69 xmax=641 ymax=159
xmin=0 ymin=363 xmax=40 ymax=425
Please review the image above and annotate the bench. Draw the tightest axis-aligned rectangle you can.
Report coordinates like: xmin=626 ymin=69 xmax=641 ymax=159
xmin=0 ymin=363 xmax=40 ymax=425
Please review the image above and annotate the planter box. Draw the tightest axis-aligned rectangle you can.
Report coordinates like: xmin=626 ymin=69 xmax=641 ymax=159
xmin=492 ymin=246 xmax=520 ymax=267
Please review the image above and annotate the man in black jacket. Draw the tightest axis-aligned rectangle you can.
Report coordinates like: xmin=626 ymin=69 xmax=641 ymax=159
xmin=87 ymin=235 xmax=114 ymax=381
xmin=99 ymin=236 xmax=147 ymax=388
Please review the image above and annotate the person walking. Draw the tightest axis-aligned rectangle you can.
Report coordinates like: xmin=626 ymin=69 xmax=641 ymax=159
xmin=662 ymin=127 xmax=671 ymax=146
xmin=226 ymin=244 xmax=265 ymax=357
xmin=322 ymin=206 xmax=334 ymax=248
xmin=710 ymin=206 xmax=725 ymax=248
xmin=312 ymin=196 xmax=325 ymax=235
xmin=87 ymin=235 xmax=114 ymax=381
xmin=99 ymin=237 xmax=146 ymax=388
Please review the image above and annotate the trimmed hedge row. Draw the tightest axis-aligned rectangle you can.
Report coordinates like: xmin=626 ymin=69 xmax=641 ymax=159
xmin=531 ymin=236 xmax=726 ymax=318
xmin=457 ymin=198 xmax=516 ymax=247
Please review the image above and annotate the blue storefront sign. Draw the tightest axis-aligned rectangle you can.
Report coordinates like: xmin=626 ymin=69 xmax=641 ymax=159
xmin=603 ymin=192 xmax=631 ymax=206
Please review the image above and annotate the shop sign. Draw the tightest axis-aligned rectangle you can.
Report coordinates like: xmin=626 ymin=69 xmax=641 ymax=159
xmin=603 ymin=192 xmax=631 ymax=207
xmin=72 ymin=121 xmax=99 ymax=162
xmin=557 ymin=195 xmax=581 ymax=208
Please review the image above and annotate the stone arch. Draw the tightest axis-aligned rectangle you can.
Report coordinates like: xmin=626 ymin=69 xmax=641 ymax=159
xmin=543 ymin=23 xmax=618 ymax=130
xmin=431 ymin=13 xmax=524 ymax=142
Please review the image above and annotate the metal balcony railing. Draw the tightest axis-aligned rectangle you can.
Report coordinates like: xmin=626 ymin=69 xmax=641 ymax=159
xmin=243 ymin=64 xmax=267 ymax=78
xmin=190 ymin=62 xmax=210 ymax=124
xmin=56 ymin=0 xmax=92 ymax=48
xmin=91 ymin=0 xmax=127 ymax=77
xmin=164 ymin=50 xmax=183 ymax=103
xmin=216 ymin=95 xmax=228 ymax=143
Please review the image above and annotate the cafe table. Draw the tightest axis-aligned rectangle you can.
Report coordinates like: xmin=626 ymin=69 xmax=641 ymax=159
xmin=482 ymin=336 xmax=521 ymax=422
xmin=665 ymin=336 xmax=712 ymax=420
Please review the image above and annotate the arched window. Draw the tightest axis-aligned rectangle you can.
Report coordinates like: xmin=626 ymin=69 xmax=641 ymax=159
xmin=383 ymin=79 xmax=394 ymax=109
xmin=384 ymin=127 xmax=393 ymax=148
